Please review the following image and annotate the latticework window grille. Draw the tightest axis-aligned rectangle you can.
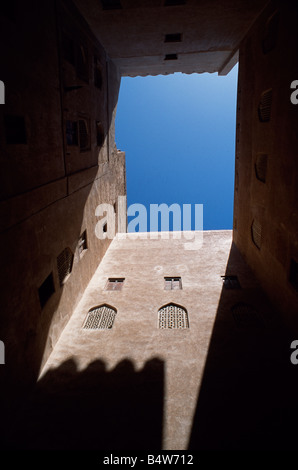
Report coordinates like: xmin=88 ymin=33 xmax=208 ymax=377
xmin=255 ymin=153 xmax=268 ymax=183
xmin=57 ymin=247 xmax=73 ymax=286
xmin=251 ymin=219 xmax=262 ymax=249
xmin=258 ymin=89 xmax=273 ymax=122
xmin=83 ymin=305 xmax=117 ymax=330
xmin=78 ymin=230 xmax=87 ymax=255
xmin=158 ymin=304 xmax=189 ymax=329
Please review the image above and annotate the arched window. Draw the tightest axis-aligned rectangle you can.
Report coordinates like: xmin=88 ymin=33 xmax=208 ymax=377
xmin=158 ymin=303 xmax=189 ymax=329
xmin=83 ymin=304 xmax=117 ymax=330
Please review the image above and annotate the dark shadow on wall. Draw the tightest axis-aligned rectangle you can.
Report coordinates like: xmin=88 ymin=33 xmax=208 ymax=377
xmin=0 ymin=0 xmax=123 ymax=397
xmin=188 ymin=242 xmax=298 ymax=451
xmin=1 ymin=357 xmax=164 ymax=450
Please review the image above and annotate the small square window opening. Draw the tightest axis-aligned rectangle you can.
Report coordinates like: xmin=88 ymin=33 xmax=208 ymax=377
xmin=105 ymin=278 xmax=125 ymax=291
xmin=164 ymin=33 xmax=182 ymax=43
xmin=164 ymin=53 xmax=178 ymax=61
xmin=164 ymin=277 xmax=182 ymax=290
xmin=221 ymin=275 xmax=241 ymax=289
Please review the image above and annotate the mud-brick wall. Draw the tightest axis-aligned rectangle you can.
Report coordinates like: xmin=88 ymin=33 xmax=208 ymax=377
xmin=233 ymin=0 xmax=298 ymax=328
xmin=0 ymin=0 xmax=126 ymax=388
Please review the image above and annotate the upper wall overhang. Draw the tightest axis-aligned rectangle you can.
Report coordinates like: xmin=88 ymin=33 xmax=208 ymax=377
xmin=73 ymin=0 xmax=269 ymax=76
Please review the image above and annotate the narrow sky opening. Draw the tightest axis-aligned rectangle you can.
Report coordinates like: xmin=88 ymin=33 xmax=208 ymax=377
xmin=116 ymin=65 xmax=238 ymax=231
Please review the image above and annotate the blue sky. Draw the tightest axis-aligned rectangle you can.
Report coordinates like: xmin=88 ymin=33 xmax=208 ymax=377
xmin=115 ymin=64 xmax=238 ymax=231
